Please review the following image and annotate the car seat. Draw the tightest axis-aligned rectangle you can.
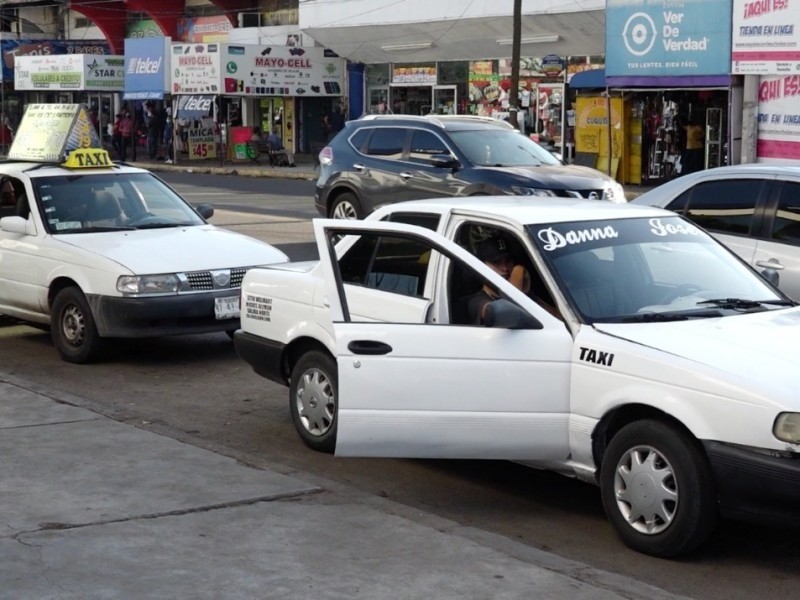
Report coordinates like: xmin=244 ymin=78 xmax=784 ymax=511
xmin=84 ymin=191 xmax=122 ymax=226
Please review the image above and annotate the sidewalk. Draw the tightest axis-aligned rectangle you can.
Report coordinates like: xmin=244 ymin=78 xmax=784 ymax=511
xmin=0 ymin=375 xmax=689 ymax=599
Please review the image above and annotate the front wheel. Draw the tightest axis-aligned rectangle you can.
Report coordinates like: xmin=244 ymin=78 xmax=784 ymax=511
xmin=600 ymin=419 xmax=718 ymax=557
xmin=330 ymin=192 xmax=362 ymax=220
xmin=289 ymin=351 xmax=338 ymax=453
xmin=51 ymin=287 xmax=105 ymax=364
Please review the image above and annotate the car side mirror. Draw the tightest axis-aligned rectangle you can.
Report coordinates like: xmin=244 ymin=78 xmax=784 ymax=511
xmin=429 ymin=154 xmax=461 ymax=170
xmin=759 ymin=267 xmax=780 ymax=287
xmin=484 ymin=299 xmax=543 ymax=330
xmin=0 ymin=215 xmax=35 ymax=235
xmin=195 ymin=203 xmax=214 ymax=219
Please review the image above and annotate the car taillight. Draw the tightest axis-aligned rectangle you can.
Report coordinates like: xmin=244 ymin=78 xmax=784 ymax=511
xmin=319 ymin=146 xmax=333 ymax=166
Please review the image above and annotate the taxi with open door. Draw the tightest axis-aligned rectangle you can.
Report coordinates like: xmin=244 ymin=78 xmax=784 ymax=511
xmin=0 ymin=104 xmax=287 ymax=363
xmin=235 ymin=196 xmax=800 ymax=558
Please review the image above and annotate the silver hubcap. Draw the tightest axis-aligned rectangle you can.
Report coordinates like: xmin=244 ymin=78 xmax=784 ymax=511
xmin=295 ymin=368 xmax=335 ymax=437
xmin=332 ymin=200 xmax=357 ymax=219
xmin=613 ymin=445 xmax=678 ymax=535
xmin=61 ymin=304 xmax=85 ymax=347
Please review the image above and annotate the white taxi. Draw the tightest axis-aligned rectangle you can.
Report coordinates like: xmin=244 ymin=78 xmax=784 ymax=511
xmin=235 ymin=196 xmax=800 ymax=558
xmin=0 ymin=104 xmax=287 ymax=363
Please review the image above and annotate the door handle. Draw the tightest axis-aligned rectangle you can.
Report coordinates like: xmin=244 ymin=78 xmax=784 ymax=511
xmin=400 ymin=172 xmax=414 ymax=179
xmin=353 ymin=163 xmax=366 ymax=171
xmin=347 ymin=340 xmax=393 ymax=355
xmin=755 ymin=259 xmax=784 ymax=270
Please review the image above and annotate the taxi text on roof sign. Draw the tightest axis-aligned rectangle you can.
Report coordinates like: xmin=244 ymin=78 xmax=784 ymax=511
xmin=8 ymin=103 xmax=111 ymax=168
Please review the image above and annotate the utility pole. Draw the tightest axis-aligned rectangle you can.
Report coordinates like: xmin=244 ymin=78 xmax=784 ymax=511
xmin=508 ymin=0 xmax=522 ymax=129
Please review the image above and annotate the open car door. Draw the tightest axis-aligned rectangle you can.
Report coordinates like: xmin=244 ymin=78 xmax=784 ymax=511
xmin=314 ymin=218 xmax=573 ymax=460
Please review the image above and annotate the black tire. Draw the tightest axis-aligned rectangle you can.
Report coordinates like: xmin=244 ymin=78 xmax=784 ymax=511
xmin=329 ymin=192 xmax=362 ymax=220
xmin=51 ymin=287 xmax=105 ymax=364
xmin=289 ymin=350 xmax=338 ymax=453
xmin=600 ymin=419 xmax=718 ymax=557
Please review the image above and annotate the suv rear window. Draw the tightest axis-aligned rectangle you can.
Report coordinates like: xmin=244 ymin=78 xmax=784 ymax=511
xmin=364 ymin=128 xmax=405 ymax=158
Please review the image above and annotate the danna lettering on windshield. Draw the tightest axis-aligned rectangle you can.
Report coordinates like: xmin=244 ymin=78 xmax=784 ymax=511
xmin=537 ymin=225 xmax=619 ymax=251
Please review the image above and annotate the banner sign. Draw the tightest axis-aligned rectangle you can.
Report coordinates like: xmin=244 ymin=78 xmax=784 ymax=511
xmin=732 ymin=0 xmax=799 ymax=74
xmin=124 ymin=37 xmax=169 ymax=99
xmin=15 ymin=55 xmax=124 ymax=91
xmin=187 ymin=126 xmax=217 ymax=159
xmin=606 ymin=0 xmax=731 ymax=77
xmin=171 ymin=43 xmax=222 ymax=94
xmin=1 ymin=39 xmax=109 ymax=81
xmin=221 ymin=45 xmax=344 ymax=96
xmin=757 ymin=74 xmax=800 ymax=162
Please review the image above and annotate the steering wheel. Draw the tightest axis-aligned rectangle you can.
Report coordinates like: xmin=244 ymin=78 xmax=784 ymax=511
xmin=658 ymin=284 xmax=702 ymax=305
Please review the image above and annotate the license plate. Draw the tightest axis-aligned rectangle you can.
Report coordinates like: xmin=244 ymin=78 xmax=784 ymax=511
xmin=214 ymin=295 xmax=240 ymax=320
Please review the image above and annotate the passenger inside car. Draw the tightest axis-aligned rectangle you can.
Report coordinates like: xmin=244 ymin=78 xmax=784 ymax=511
xmin=451 ymin=223 xmax=561 ymax=324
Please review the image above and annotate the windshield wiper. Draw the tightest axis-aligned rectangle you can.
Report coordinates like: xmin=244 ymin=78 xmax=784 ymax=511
xmin=133 ymin=222 xmax=192 ymax=229
xmin=696 ymin=298 xmax=794 ymax=310
xmin=620 ymin=309 xmax=722 ymax=323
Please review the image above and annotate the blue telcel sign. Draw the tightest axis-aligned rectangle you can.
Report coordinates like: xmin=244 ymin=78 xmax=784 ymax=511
xmin=605 ymin=0 xmax=732 ymax=78
xmin=123 ymin=37 xmax=168 ymax=100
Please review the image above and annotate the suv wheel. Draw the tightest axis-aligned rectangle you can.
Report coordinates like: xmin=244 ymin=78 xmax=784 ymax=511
xmin=330 ymin=192 xmax=361 ymax=219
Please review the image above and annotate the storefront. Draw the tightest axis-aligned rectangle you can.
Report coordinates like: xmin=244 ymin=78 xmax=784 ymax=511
xmin=364 ymin=56 xmax=566 ymax=141
xmin=582 ymin=0 xmax=737 ymax=184
xmin=219 ymin=44 xmax=346 ymax=154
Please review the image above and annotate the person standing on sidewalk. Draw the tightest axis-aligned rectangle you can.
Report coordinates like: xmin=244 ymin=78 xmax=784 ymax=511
xmin=118 ymin=112 xmax=133 ymax=162
xmin=163 ymin=111 xmax=174 ymax=164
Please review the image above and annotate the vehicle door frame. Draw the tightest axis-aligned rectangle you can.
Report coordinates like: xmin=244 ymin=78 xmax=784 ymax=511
xmin=314 ymin=218 xmax=573 ymax=460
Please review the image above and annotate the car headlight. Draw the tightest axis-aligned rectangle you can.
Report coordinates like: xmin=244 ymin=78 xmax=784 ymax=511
xmin=603 ymin=182 xmax=627 ymax=203
xmin=510 ymin=186 xmax=557 ymax=197
xmin=117 ymin=274 xmax=180 ymax=295
xmin=774 ymin=412 xmax=800 ymax=444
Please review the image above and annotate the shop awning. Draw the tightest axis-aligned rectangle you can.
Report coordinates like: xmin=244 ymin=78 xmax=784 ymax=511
xmin=176 ymin=95 xmax=215 ymax=119
xmin=569 ymin=68 xmax=605 ymax=89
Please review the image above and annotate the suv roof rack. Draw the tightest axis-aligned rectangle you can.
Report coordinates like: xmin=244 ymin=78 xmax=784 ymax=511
xmin=359 ymin=113 xmax=513 ymax=130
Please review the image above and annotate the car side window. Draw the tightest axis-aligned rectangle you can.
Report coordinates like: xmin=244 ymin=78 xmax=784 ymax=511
xmin=348 ymin=129 xmax=370 ymax=153
xmin=683 ymin=179 xmax=763 ymax=235
xmin=338 ymin=233 xmax=431 ymax=298
xmin=771 ymin=182 xmax=800 ymax=244
xmin=407 ymin=130 xmax=451 ymax=165
xmin=666 ymin=189 xmax=690 ymax=214
xmin=364 ymin=127 xmax=405 ymax=159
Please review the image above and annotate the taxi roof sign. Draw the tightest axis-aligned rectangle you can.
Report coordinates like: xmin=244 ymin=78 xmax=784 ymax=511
xmin=8 ymin=104 xmax=105 ymax=164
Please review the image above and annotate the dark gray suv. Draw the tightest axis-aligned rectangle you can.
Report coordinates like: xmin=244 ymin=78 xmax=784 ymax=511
xmin=314 ymin=115 xmax=626 ymax=219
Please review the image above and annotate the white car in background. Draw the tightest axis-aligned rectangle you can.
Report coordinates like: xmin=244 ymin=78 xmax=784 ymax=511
xmin=235 ymin=196 xmax=800 ymax=558
xmin=631 ymin=164 xmax=800 ymax=299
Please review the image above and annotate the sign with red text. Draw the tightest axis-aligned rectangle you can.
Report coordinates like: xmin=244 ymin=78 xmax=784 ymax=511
xmin=757 ymin=74 xmax=800 ymax=162
xmin=171 ymin=43 xmax=221 ymax=94
xmin=732 ymin=0 xmax=798 ymax=74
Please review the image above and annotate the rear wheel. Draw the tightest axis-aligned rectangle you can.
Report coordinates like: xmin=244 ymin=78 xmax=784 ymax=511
xmin=330 ymin=192 xmax=361 ymax=220
xmin=600 ymin=419 xmax=717 ymax=557
xmin=51 ymin=287 xmax=105 ymax=364
xmin=289 ymin=351 xmax=338 ymax=453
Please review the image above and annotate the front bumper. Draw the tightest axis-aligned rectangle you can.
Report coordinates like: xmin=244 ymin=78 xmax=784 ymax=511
xmin=704 ymin=441 xmax=800 ymax=526
xmin=87 ymin=291 xmax=242 ymax=338
xmin=233 ymin=330 xmax=287 ymax=385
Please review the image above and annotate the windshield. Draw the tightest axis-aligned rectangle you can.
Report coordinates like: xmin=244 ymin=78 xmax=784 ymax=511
xmin=32 ymin=172 xmax=206 ymax=234
xmin=449 ymin=129 xmax=562 ymax=167
xmin=528 ymin=215 xmax=788 ymax=323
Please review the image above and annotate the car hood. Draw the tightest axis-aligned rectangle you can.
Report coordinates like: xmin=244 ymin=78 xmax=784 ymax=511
xmin=481 ymin=164 xmax=616 ymax=189
xmin=57 ymin=225 xmax=288 ymax=273
xmin=595 ymin=308 xmax=800 ymax=380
